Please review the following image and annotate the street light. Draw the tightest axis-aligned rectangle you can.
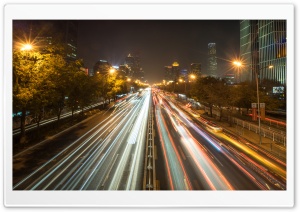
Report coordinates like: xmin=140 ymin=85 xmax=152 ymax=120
xmin=233 ymin=61 xmax=273 ymax=145
xmin=20 ymin=43 xmax=33 ymax=51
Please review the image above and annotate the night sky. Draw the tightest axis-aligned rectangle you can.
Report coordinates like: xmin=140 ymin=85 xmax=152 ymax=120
xmin=78 ymin=20 xmax=240 ymax=83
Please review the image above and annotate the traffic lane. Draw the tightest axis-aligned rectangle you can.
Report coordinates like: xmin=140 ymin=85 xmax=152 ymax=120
xmin=160 ymin=99 xmax=261 ymax=190
xmin=14 ymin=106 xmax=130 ymax=190
xmin=68 ymin=92 xmax=149 ymax=190
xmin=159 ymin=108 xmax=209 ymax=190
xmin=170 ymin=102 xmax=286 ymax=189
xmin=13 ymin=98 xmax=139 ymax=189
xmin=186 ymin=123 xmax=262 ymax=190
xmin=13 ymin=109 xmax=115 ymax=187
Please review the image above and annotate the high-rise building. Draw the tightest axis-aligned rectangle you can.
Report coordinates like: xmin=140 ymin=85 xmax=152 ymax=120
xmin=93 ymin=60 xmax=111 ymax=74
xmin=207 ymin=43 xmax=217 ymax=78
xmin=240 ymin=20 xmax=286 ymax=85
xmin=190 ymin=63 xmax=201 ymax=77
xmin=124 ymin=53 xmax=143 ymax=80
xmin=172 ymin=61 xmax=180 ymax=82
xmin=164 ymin=66 xmax=173 ymax=82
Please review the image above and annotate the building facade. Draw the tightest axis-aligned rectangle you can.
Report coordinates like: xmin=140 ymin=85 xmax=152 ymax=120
xmin=164 ymin=66 xmax=173 ymax=82
xmin=124 ymin=53 xmax=144 ymax=81
xmin=93 ymin=60 xmax=111 ymax=74
xmin=240 ymin=20 xmax=286 ymax=85
xmin=207 ymin=43 xmax=217 ymax=78
xmin=172 ymin=61 xmax=180 ymax=82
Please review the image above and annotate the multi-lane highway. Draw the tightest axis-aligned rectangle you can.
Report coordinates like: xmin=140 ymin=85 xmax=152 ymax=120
xmin=14 ymin=89 xmax=151 ymax=190
xmin=13 ymin=87 xmax=286 ymax=190
xmin=152 ymin=89 xmax=286 ymax=190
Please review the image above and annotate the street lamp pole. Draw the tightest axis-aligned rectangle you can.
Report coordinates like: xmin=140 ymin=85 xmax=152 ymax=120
xmin=254 ymin=65 xmax=273 ymax=145
xmin=233 ymin=60 xmax=273 ymax=145
xmin=254 ymin=68 xmax=262 ymax=145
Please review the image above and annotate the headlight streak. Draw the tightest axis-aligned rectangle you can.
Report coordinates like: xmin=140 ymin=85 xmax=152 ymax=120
xmin=64 ymin=100 xmax=143 ymax=188
xmin=14 ymin=108 xmax=126 ymax=189
xmin=220 ymin=146 xmax=267 ymax=190
xmin=245 ymin=142 xmax=286 ymax=167
xmin=126 ymin=94 xmax=150 ymax=190
xmin=157 ymin=93 xmax=232 ymax=190
xmin=30 ymin=104 xmax=135 ymax=190
xmin=14 ymin=92 xmax=144 ymax=190
xmin=154 ymin=94 xmax=192 ymax=190
xmin=108 ymin=92 xmax=150 ymax=190
xmin=177 ymin=100 xmax=286 ymax=188
xmin=80 ymin=94 xmax=148 ymax=190
xmin=173 ymin=118 xmax=233 ymax=190
xmin=164 ymin=95 xmax=287 ymax=189
xmin=216 ymin=132 xmax=286 ymax=181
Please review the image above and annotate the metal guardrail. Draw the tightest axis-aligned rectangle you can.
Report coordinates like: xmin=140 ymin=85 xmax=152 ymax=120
xmin=13 ymin=101 xmax=109 ymax=135
xmin=232 ymin=117 xmax=286 ymax=146
xmin=143 ymin=101 xmax=156 ymax=190
xmin=203 ymin=107 xmax=286 ymax=146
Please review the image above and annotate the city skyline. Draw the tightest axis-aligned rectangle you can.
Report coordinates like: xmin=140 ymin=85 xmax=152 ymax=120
xmin=77 ymin=20 xmax=240 ymax=83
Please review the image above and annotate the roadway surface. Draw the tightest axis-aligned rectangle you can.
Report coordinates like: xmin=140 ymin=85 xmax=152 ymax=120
xmin=13 ymin=88 xmax=286 ymax=190
xmin=13 ymin=90 xmax=151 ymax=190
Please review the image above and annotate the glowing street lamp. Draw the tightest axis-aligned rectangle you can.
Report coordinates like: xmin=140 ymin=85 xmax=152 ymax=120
xmin=20 ymin=43 xmax=33 ymax=51
xmin=190 ymin=74 xmax=196 ymax=80
xmin=109 ymin=68 xmax=115 ymax=74
xmin=233 ymin=60 xmax=274 ymax=145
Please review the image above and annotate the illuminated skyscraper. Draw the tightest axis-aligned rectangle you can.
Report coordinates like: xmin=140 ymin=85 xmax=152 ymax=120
xmin=125 ymin=53 xmax=143 ymax=81
xmin=240 ymin=20 xmax=286 ymax=85
xmin=207 ymin=43 xmax=217 ymax=78
xmin=172 ymin=61 xmax=180 ymax=82
xmin=164 ymin=66 xmax=173 ymax=82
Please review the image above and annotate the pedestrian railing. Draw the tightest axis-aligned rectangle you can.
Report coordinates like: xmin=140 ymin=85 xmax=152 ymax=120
xmin=232 ymin=117 xmax=286 ymax=146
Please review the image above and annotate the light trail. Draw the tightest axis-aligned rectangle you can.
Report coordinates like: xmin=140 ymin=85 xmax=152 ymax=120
xmin=14 ymin=91 xmax=150 ymax=190
xmin=154 ymin=94 xmax=192 ymax=190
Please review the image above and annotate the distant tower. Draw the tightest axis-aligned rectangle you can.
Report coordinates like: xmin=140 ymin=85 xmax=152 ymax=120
xmin=172 ymin=61 xmax=180 ymax=82
xmin=125 ymin=53 xmax=143 ymax=80
xmin=208 ymin=43 xmax=217 ymax=78
xmin=164 ymin=66 xmax=173 ymax=82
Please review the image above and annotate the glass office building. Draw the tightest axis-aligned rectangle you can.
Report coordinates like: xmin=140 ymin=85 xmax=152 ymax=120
xmin=208 ymin=43 xmax=217 ymax=78
xmin=240 ymin=20 xmax=286 ymax=85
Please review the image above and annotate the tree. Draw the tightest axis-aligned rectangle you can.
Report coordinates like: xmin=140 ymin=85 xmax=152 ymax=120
xmin=13 ymin=49 xmax=49 ymax=143
xmin=190 ymin=76 xmax=218 ymax=117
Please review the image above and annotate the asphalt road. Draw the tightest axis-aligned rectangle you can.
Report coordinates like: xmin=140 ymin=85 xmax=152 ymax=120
xmin=13 ymin=90 xmax=151 ymax=190
xmin=13 ymin=88 xmax=286 ymax=191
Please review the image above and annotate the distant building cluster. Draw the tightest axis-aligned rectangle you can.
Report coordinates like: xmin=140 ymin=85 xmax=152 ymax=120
xmin=163 ymin=61 xmax=180 ymax=83
xmin=90 ymin=53 xmax=145 ymax=82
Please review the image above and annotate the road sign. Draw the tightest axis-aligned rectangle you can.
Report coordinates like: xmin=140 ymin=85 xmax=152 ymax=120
xmin=251 ymin=103 xmax=257 ymax=108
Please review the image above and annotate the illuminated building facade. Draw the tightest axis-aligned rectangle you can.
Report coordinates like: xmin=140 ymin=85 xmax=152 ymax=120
xmin=125 ymin=53 xmax=144 ymax=81
xmin=164 ymin=66 xmax=173 ymax=82
xmin=172 ymin=61 xmax=180 ymax=82
xmin=207 ymin=43 xmax=217 ymax=78
xmin=240 ymin=20 xmax=286 ymax=85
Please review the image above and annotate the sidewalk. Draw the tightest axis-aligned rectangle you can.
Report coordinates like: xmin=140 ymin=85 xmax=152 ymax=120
xmin=197 ymin=110 xmax=286 ymax=160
